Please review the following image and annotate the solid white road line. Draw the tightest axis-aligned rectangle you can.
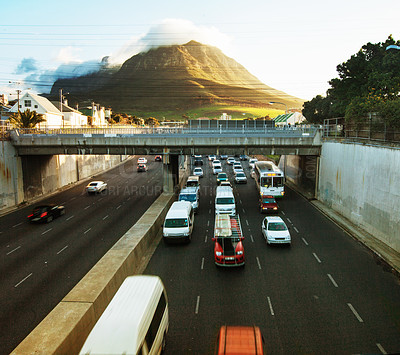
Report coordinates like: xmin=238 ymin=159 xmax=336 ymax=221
xmin=256 ymin=257 xmax=262 ymax=270
xmin=195 ymin=296 xmax=201 ymax=314
xmin=84 ymin=228 xmax=91 ymax=234
xmin=327 ymin=274 xmax=338 ymax=287
xmin=205 ymin=235 xmax=207 ymax=243
xmin=12 ymin=222 xmax=23 ymax=228
xmin=6 ymin=246 xmax=21 ymax=255
xmin=102 ymin=215 xmax=109 ymax=220
xmin=15 ymin=273 xmax=33 ymax=288
xmin=207 ymin=220 xmax=210 ymax=227
xmin=242 ymin=208 xmax=245 ymax=213
xmin=250 ymin=234 xmax=254 ymax=242
xmin=245 ymin=219 xmax=249 ymax=226
xmin=267 ymin=296 xmax=275 ymax=316
xmin=294 ymin=226 xmax=299 ymax=233
xmin=69 ymin=197 xmax=76 ymax=201
xmin=57 ymin=245 xmax=69 ymax=255
xmin=209 ymin=209 xmax=212 ymax=214
xmin=287 ymin=218 xmax=292 ymax=224
xmin=116 ymin=204 xmax=121 ymax=210
xmin=376 ymin=343 xmax=387 ymax=354
xmin=84 ymin=205 xmax=91 ymax=210
xmin=281 ymin=211 xmax=285 ymax=215
xmin=66 ymin=215 xmax=75 ymax=221
xmin=201 ymin=257 xmax=205 ymax=270
xmin=302 ymin=237 xmax=309 ymax=246
xmin=41 ymin=228 xmax=52 ymax=235
xmin=313 ymin=252 xmax=322 ymax=263
xmin=347 ymin=303 xmax=364 ymax=322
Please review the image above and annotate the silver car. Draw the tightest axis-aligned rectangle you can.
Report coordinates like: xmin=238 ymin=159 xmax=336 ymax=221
xmin=193 ymin=167 xmax=204 ymax=178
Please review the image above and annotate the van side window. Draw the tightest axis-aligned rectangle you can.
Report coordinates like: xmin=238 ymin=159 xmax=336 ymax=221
xmin=145 ymin=292 xmax=167 ymax=351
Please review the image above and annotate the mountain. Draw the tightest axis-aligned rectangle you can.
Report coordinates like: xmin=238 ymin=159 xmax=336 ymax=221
xmin=50 ymin=41 xmax=304 ymax=111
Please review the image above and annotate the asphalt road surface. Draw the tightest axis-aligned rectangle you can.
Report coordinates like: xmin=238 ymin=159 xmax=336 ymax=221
xmin=144 ymin=157 xmax=400 ymax=355
xmin=0 ymin=156 xmax=163 ymax=355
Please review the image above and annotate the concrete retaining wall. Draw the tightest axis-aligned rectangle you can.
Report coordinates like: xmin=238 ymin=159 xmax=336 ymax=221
xmin=0 ymin=141 xmax=24 ymax=209
xmin=0 ymin=141 xmax=127 ymax=213
xmin=318 ymin=141 xmax=400 ymax=253
xmin=11 ymin=192 xmax=176 ymax=355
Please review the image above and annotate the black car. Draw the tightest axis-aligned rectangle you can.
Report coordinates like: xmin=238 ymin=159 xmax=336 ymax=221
xmin=194 ymin=157 xmax=203 ymax=166
xmin=27 ymin=204 xmax=65 ymax=223
xmin=239 ymin=155 xmax=247 ymax=161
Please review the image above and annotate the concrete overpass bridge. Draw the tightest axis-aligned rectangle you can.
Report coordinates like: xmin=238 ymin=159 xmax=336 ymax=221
xmin=7 ymin=124 xmax=322 ymax=192
xmin=9 ymin=125 xmax=322 ymax=156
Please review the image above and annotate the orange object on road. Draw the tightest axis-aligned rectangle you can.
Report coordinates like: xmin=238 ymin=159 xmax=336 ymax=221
xmin=216 ymin=325 xmax=264 ymax=354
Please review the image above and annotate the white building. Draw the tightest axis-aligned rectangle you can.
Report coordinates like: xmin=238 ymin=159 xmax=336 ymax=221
xmin=10 ymin=92 xmax=63 ymax=128
xmin=51 ymin=101 xmax=88 ymax=127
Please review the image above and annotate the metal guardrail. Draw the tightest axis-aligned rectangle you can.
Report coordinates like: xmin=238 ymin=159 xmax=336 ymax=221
xmin=323 ymin=117 xmax=400 ymax=144
xmin=5 ymin=125 xmax=319 ymax=138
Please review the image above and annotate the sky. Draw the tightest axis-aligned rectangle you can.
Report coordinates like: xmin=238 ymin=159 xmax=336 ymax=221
xmin=1 ymin=0 xmax=399 ymax=103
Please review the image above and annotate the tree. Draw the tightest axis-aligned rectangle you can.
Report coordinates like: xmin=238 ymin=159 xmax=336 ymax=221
xmin=8 ymin=109 xmax=46 ymax=128
xmin=303 ymin=35 xmax=400 ymax=121
xmin=145 ymin=117 xmax=160 ymax=126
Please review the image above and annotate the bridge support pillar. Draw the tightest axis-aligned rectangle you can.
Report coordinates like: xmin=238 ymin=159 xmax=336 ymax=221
xmin=162 ymin=151 xmax=179 ymax=193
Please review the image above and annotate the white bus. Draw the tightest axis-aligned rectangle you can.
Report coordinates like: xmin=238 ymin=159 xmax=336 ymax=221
xmin=254 ymin=161 xmax=285 ymax=198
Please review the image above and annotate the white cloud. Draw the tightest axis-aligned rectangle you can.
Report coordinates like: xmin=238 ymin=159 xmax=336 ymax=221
xmin=108 ymin=19 xmax=232 ymax=65
xmin=56 ymin=46 xmax=84 ymax=64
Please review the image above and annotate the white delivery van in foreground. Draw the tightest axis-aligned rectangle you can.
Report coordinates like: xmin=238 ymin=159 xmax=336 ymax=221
xmin=79 ymin=275 xmax=168 ymax=355
xmin=163 ymin=201 xmax=194 ymax=243
xmin=215 ymin=186 xmax=236 ymax=216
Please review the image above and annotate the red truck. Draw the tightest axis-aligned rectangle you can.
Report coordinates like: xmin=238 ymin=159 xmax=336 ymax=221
xmin=212 ymin=213 xmax=244 ymax=267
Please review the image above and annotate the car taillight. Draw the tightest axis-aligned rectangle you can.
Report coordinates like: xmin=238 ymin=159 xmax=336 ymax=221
xmin=27 ymin=214 xmax=33 ymax=218
xmin=40 ymin=212 xmax=48 ymax=218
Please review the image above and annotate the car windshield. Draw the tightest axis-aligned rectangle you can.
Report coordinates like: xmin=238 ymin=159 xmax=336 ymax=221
xmin=89 ymin=182 xmax=98 ymax=186
xmin=187 ymin=181 xmax=199 ymax=187
xmin=236 ymin=173 xmax=245 ymax=177
xmin=263 ymin=198 xmax=275 ymax=203
xmin=164 ymin=218 xmax=188 ymax=228
xmin=216 ymin=197 xmax=234 ymax=205
xmin=218 ymin=173 xmax=227 ymax=179
xmin=179 ymin=194 xmax=196 ymax=202
xmin=268 ymin=222 xmax=287 ymax=231
xmin=194 ymin=169 xmax=202 ymax=172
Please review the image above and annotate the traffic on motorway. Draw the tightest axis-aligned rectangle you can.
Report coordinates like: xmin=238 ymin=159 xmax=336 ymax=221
xmin=144 ymin=154 xmax=400 ymax=354
xmin=0 ymin=156 xmax=163 ymax=355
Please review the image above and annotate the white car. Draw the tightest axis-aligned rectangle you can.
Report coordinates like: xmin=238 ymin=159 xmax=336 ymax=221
xmin=233 ymin=165 xmax=243 ymax=175
xmin=208 ymin=155 xmax=216 ymax=161
xmin=249 ymin=158 xmax=258 ymax=169
xmin=193 ymin=167 xmax=204 ymax=178
xmin=219 ymin=181 xmax=232 ymax=188
xmin=234 ymin=172 xmax=247 ymax=184
xmin=137 ymin=157 xmax=147 ymax=164
xmin=262 ymin=216 xmax=291 ymax=245
xmin=227 ymin=157 xmax=236 ymax=165
xmin=86 ymin=181 xmax=107 ymax=194
xmin=212 ymin=159 xmax=221 ymax=167
xmin=213 ymin=164 xmax=223 ymax=175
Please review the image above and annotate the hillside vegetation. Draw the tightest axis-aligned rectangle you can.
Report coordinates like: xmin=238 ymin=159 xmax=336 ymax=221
xmin=51 ymin=41 xmax=304 ymax=113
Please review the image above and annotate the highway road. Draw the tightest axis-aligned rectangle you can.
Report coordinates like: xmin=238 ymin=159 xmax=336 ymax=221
xmin=0 ymin=156 xmax=163 ymax=355
xmin=144 ymin=157 xmax=400 ymax=354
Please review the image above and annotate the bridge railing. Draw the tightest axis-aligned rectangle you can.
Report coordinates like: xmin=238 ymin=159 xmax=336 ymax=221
xmin=7 ymin=125 xmax=320 ymax=137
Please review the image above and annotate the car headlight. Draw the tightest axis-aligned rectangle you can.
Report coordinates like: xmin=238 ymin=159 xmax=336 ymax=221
xmin=216 ymin=251 xmax=222 ymax=256
xmin=236 ymin=251 xmax=243 ymax=255
xmin=273 ymin=207 xmax=278 ymax=210
xmin=281 ymin=191 xmax=285 ymax=195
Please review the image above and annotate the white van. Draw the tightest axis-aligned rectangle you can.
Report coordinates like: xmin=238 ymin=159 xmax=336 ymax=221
xmin=163 ymin=201 xmax=194 ymax=242
xmin=179 ymin=187 xmax=200 ymax=212
xmin=79 ymin=275 xmax=168 ymax=355
xmin=215 ymin=186 xmax=236 ymax=216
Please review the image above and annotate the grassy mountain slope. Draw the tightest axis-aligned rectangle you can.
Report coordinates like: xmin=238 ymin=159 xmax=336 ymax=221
xmin=51 ymin=41 xmax=304 ymax=112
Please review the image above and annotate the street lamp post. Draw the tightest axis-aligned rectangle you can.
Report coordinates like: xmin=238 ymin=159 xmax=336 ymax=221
xmin=269 ymin=101 xmax=288 ymax=114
